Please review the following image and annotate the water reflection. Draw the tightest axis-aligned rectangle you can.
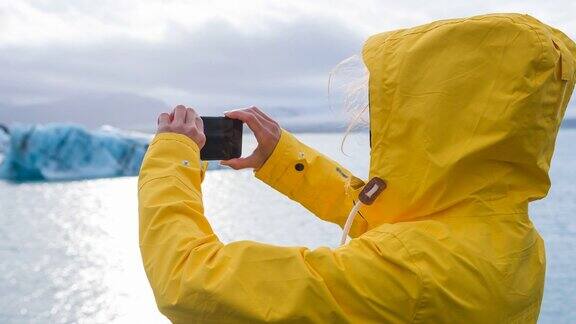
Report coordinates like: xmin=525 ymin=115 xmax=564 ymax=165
xmin=0 ymin=178 xmax=166 ymax=323
xmin=0 ymin=133 xmax=369 ymax=323
xmin=0 ymin=131 xmax=573 ymax=323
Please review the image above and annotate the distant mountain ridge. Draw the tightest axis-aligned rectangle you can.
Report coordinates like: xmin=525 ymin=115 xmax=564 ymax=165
xmin=0 ymin=92 xmax=349 ymax=133
xmin=0 ymin=93 xmax=169 ymax=130
xmin=1 ymin=92 xmax=574 ymax=132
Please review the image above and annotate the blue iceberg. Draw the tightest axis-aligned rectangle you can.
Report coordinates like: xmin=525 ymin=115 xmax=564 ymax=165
xmin=0 ymin=124 xmax=153 ymax=181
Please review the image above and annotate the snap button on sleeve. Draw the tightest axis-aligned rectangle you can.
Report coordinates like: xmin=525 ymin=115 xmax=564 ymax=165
xmin=295 ymin=163 xmax=305 ymax=171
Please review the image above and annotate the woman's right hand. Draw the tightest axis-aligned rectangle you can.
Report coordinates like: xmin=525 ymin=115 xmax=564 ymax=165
xmin=220 ymin=106 xmax=281 ymax=170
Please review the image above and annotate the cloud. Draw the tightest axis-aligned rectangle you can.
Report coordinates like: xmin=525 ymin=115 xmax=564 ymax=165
xmin=0 ymin=15 xmax=363 ymax=129
xmin=0 ymin=15 xmax=363 ymax=103
xmin=0 ymin=0 xmax=575 ymax=130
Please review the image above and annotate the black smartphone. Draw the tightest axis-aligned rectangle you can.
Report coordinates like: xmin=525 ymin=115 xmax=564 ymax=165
xmin=200 ymin=117 xmax=243 ymax=161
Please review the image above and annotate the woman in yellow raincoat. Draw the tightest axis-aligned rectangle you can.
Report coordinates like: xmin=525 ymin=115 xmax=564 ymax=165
xmin=138 ymin=13 xmax=575 ymax=323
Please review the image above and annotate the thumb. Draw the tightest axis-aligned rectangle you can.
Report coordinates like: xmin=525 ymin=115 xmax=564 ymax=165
xmin=220 ymin=154 xmax=259 ymax=170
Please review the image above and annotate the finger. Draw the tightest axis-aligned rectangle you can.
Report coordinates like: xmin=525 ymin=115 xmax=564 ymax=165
xmin=225 ymin=109 xmax=266 ymax=137
xmin=194 ymin=114 xmax=204 ymax=132
xmin=220 ymin=154 xmax=258 ymax=170
xmin=185 ymin=107 xmax=197 ymax=124
xmin=250 ymin=106 xmax=277 ymax=125
xmin=157 ymin=113 xmax=170 ymax=127
xmin=173 ymin=105 xmax=187 ymax=124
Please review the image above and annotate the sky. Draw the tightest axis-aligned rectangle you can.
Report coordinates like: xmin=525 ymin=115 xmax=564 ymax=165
xmin=0 ymin=0 xmax=575 ymax=130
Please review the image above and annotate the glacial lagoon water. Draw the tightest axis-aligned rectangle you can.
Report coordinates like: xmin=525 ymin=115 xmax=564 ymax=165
xmin=0 ymin=131 xmax=574 ymax=323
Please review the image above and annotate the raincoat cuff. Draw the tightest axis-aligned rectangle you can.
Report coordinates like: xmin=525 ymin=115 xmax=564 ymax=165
xmin=254 ymin=129 xmax=298 ymax=185
xmin=149 ymin=132 xmax=202 ymax=169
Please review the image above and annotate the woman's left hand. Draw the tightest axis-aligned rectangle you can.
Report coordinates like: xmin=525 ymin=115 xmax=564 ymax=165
xmin=157 ymin=105 xmax=206 ymax=150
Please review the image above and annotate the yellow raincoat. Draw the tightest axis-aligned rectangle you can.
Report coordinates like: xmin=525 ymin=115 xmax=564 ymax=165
xmin=139 ymin=13 xmax=575 ymax=323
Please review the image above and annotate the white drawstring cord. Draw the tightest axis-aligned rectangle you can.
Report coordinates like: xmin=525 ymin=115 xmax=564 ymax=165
xmin=340 ymin=200 xmax=363 ymax=246
xmin=340 ymin=178 xmax=385 ymax=246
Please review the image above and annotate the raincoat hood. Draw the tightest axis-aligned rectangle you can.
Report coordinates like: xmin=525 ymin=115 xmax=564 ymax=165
xmin=362 ymin=13 xmax=575 ymax=226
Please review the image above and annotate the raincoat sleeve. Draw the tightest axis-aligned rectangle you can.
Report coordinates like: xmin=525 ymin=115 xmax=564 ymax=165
xmin=255 ymin=129 xmax=369 ymax=237
xmin=138 ymin=133 xmax=422 ymax=323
